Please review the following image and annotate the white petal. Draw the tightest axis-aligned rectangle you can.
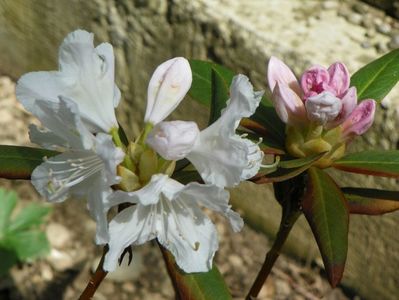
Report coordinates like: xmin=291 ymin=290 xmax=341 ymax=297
xmin=31 ymin=150 xmax=104 ymax=203
xmin=94 ymin=133 xmax=124 ymax=185
xmin=104 ymin=205 xmax=157 ymax=272
xmin=187 ymin=75 xmax=263 ymax=187
xmin=16 ymin=30 xmax=119 ymax=132
xmin=178 ymin=182 xmax=244 ymax=232
xmin=108 ymin=174 xmax=182 ymax=206
xmin=157 ymin=197 xmax=218 ymax=273
xmin=305 ymin=91 xmax=342 ymax=124
xmin=86 ymin=178 xmax=113 ymax=245
xmin=145 ymin=57 xmax=192 ymax=124
xmin=32 ymin=97 xmax=93 ymax=150
xmin=29 ymin=124 xmax=67 ymax=150
xmin=146 ymin=121 xmax=200 ymax=160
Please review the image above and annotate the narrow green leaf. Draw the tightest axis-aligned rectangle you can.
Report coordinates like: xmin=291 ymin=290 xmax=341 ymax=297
xmin=253 ymin=153 xmax=324 ymax=183
xmin=8 ymin=204 xmax=50 ymax=232
xmin=4 ymin=230 xmax=49 ymax=261
xmin=209 ymin=68 xmax=230 ymax=124
xmin=161 ymin=246 xmax=231 ymax=300
xmin=250 ymin=97 xmax=285 ymax=148
xmin=0 ymin=190 xmax=17 ymax=235
xmin=351 ymin=49 xmax=399 ymax=102
xmin=302 ymin=167 xmax=349 ymax=287
xmin=189 ymin=59 xmax=234 ymax=108
xmin=342 ymin=187 xmax=399 ymax=215
xmin=0 ymin=145 xmax=58 ymax=179
xmin=278 ymin=152 xmax=327 ymax=169
xmin=332 ymin=150 xmax=399 ymax=177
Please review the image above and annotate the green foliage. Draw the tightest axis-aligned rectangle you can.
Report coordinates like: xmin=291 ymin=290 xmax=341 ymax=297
xmin=0 ymin=145 xmax=57 ymax=180
xmin=301 ymin=168 xmax=349 ymax=287
xmin=332 ymin=150 xmax=399 ymax=177
xmin=351 ymin=48 xmax=399 ymax=102
xmin=0 ymin=189 xmax=50 ymax=275
xmin=162 ymin=247 xmax=232 ymax=300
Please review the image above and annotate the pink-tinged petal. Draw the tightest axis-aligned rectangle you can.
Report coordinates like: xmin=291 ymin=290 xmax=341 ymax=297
xmin=327 ymin=87 xmax=357 ymax=128
xmin=305 ymin=91 xmax=342 ymax=125
xmin=328 ymin=62 xmax=350 ymax=97
xmin=272 ymin=82 xmax=306 ymax=125
xmin=267 ymin=56 xmax=300 ymax=94
xmin=342 ymin=100 xmax=376 ymax=138
xmin=300 ymin=65 xmax=330 ymax=98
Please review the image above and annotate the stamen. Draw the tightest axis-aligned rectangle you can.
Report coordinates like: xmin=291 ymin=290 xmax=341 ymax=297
xmin=260 ymin=155 xmax=280 ymax=169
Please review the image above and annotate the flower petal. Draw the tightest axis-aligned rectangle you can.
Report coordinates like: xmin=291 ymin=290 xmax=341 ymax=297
xmin=187 ymin=75 xmax=263 ymax=187
xmin=267 ymin=56 xmax=301 ymax=95
xmin=178 ymin=182 xmax=244 ymax=232
xmin=104 ymin=205 xmax=157 ymax=272
xmin=272 ymin=82 xmax=306 ymax=125
xmin=31 ymin=150 xmax=104 ymax=202
xmin=108 ymin=174 xmax=181 ymax=206
xmin=145 ymin=57 xmax=192 ymax=124
xmin=327 ymin=87 xmax=357 ymax=129
xmin=157 ymin=197 xmax=219 ymax=273
xmin=29 ymin=124 xmax=67 ymax=150
xmin=147 ymin=120 xmax=200 ymax=160
xmin=33 ymin=97 xmax=93 ymax=150
xmin=342 ymin=99 xmax=376 ymax=138
xmin=305 ymin=91 xmax=342 ymax=124
xmin=328 ymin=62 xmax=350 ymax=97
xmin=16 ymin=30 xmax=119 ymax=132
xmin=300 ymin=65 xmax=330 ymax=98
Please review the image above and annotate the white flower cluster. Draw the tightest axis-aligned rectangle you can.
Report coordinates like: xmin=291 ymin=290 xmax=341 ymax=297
xmin=16 ymin=30 xmax=264 ymax=273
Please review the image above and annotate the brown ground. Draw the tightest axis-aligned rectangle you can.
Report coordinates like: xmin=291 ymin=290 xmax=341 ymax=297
xmin=0 ymin=76 xmax=354 ymax=300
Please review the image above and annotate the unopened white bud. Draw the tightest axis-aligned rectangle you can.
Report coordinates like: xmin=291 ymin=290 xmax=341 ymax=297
xmin=146 ymin=121 xmax=200 ymax=160
xmin=145 ymin=57 xmax=192 ymax=124
xmin=305 ymin=91 xmax=342 ymax=124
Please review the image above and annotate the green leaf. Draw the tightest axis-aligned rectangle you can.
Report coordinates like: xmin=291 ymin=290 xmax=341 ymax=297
xmin=250 ymin=97 xmax=285 ymax=148
xmin=278 ymin=152 xmax=327 ymax=169
xmin=209 ymin=68 xmax=230 ymax=124
xmin=0 ymin=190 xmax=17 ymax=235
xmin=161 ymin=246 xmax=231 ymax=300
xmin=350 ymin=49 xmax=399 ymax=102
xmin=332 ymin=150 xmax=399 ymax=177
xmin=342 ymin=187 xmax=399 ymax=215
xmin=0 ymin=248 xmax=18 ymax=276
xmin=8 ymin=204 xmax=50 ymax=232
xmin=301 ymin=167 xmax=349 ymax=287
xmin=189 ymin=59 xmax=234 ymax=108
xmin=4 ymin=230 xmax=49 ymax=261
xmin=253 ymin=153 xmax=324 ymax=183
xmin=0 ymin=145 xmax=58 ymax=179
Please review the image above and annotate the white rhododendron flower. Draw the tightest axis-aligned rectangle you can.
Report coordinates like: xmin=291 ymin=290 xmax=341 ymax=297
xmin=16 ymin=29 xmax=121 ymax=133
xmin=15 ymin=29 xmax=125 ymax=244
xmin=148 ymin=74 xmax=264 ymax=187
xmin=103 ymin=174 xmax=243 ymax=273
xmin=29 ymin=98 xmax=124 ymax=244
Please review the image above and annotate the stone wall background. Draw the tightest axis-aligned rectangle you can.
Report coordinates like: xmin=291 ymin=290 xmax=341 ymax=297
xmin=0 ymin=0 xmax=398 ymax=299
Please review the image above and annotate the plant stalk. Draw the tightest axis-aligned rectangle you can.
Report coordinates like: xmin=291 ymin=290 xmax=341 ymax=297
xmin=79 ymin=246 xmax=109 ymax=300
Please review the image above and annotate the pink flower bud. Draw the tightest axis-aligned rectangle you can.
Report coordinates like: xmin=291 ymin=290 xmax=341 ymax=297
xmin=305 ymin=91 xmax=342 ymax=124
xmin=342 ymin=100 xmax=376 ymax=138
xmin=146 ymin=120 xmax=200 ymax=160
xmin=328 ymin=62 xmax=350 ymax=97
xmin=145 ymin=57 xmax=192 ymax=124
xmin=267 ymin=56 xmax=301 ymax=95
xmin=300 ymin=66 xmax=331 ymax=98
xmin=272 ymin=82 xmax=307 ymax=125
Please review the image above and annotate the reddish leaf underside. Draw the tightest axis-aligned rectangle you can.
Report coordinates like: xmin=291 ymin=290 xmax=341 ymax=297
xmin=342 ymin=187 xmax=399 ymax=215
xmin=301 ymin=167 xmax=349 ymax=287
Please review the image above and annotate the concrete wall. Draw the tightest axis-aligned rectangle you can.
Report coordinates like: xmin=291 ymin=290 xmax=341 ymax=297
xmin=0 ymin=0 xmax=398 ymax=299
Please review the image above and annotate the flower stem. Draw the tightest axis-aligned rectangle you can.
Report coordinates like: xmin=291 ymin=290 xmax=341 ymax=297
xmin=246 ymin=175 xmax=306 ymax=299
xmin=246 ymin=210 xmax=300 ymax=299
xmin=79 ymin=246 xmax=109 ymax=300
